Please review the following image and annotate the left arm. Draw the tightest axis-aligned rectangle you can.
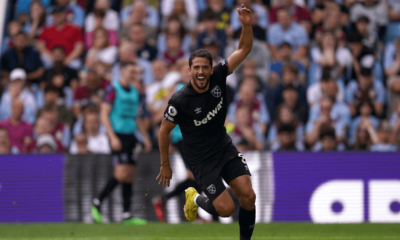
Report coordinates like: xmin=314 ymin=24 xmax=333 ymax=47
xmin=137 ymin=115 xmax=152 ymax=153
xmin=64 ymin=42 xmax=84 ymax=66
xmin=227 ymin=4 xmax=253 ymax=73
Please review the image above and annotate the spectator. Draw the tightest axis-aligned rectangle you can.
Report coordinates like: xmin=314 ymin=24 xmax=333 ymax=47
xmin=0 ymin=68 xmax=37 ymax=124
xmin=70 ymin=111 xmax=110 ymax=154
xmin=72 ymin=102 xmax=106 ymax=135
xmin=384 ymin=37 xmax=400 ymax=78
xmin=128 ymin=23 xmax=158 ymax=62
xmin=200 ymin=0 xmax=231 ymax=30
xmin=230 ymin=0 xmax=268 ymax=31
xmin=0 ymin=128 xmax=10 ymax=154
xmin=40 ymin=103 xmax=71 ymax=149
xmin=1 ymin=32 xmax=44 ymax=83
xmin=353 ymin=16 xmax=378 ymax=56
xmin=267 ymin=8 xmax=309 ymax=64
xmin=345 ymin=67 xmax=385 ymax=117
xmin=306 ymin=96 xmax=351 ymax=147
xmin=353 ymin=123 xmax=373 ymax=150
xmin=1 ymin=21 xmax=22 ymax=53
xmin=202 ymin=37 xmax=224 ymax=63
xmin=161 ymin=0 xmax=198 ymax=31
xmin=383 ymin=0 xmax=400 ymax=22
xmin=349 ymin=99 xmax=380 ymax=146
xmin=228 ymin=80 xmax=269 ymax=137
xmin=307 ymin=71 xmax=345 ymax=107
xmin=36 ymin=134 xmax=58 ymax=153
xmin=111 ymin=41 xmax=153 ymax=85
xmin=269 ymin=0 xmax=312 ymax=33
xmin=120 ymin=0 xmax=159 ymax=28
xmin=230 ymin=105 xmax=264 ymax=151
xmin=158 ymin=34 xmax=189 ymax=66
xmin=46 ymin=0 xmax=85 ymax=27
xmin=196 ymin=10 xmax=227 ymax=57
xmin=270 ymin=124 xmax=304 ymax=151
xmin=73 ymin=69 xmax=109 ymax=117
xmin=268 ymin=104 xmax=305 ymax=150
xmin=85 ymin=0 xmax=119 ymax=33
xmin=310 ymin=30 xmax=352 ymax=81
xmin=157 ymin=15 xmax=192 ymax=54
xmin=0 ymin=99 xmax=33 ymax=154
xmin=37 ymin=73 xmax=73 ymax=108
xmin=282 ymin=85 xmax=308 ymax=124
xmin=85 ymin=27 xmax=118 ymax=69
xmin=14 ymin=0 xmax=51 ymax=25
xmin=267 ymin=63 xmax=308 ymax=121
xmin=38 ymin=6 xmax=84 ymax=69
xmin=70 ymin=133 xmax=90 ymax=154
xmin=41 ymin=46 xmax=79 ymax=90
xmin=349 ymin=0 xmax=388 ymax=40
xmin=369 ymin=120 xmax=398 ymax=151
xmin=317 ymin=124 xmax=340 ymax=151
xmin=268 ymin=42 xmax=306 ymax=86
xmin=390 ymin=102 xmax=400 ymax=129
xmin=84 ymin=9 xmax=118 ymax=49
xmin=23 ymin=0 xmax=47 ymax=41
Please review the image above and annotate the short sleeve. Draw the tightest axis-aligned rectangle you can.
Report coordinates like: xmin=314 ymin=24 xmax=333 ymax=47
xmin=164 ymin=99 xmax=181 ymax=124
xmin=72 ymin=27 xmax=83 ymax=43
xmin=267 ymin=26 xmax=279 ymax=45
xmin=296 ymin=25 xmax=309 ymax=46
xmin=104 ymin=86 xmax=116 ymax=104
xmin=213 ymin=59 xmax=231 ymax=82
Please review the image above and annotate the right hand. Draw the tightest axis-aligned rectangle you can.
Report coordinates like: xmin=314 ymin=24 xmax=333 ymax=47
xmin=110 ymin=135 xmax=122 ymax=151
xmin=156 ymin=164 xmax=173 ymax=187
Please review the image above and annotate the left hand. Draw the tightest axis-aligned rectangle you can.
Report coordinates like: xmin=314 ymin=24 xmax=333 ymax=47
xmin=237 ymin=4 xmax=253 ymax=26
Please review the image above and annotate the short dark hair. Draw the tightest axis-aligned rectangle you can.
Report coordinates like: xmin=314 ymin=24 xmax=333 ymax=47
xmin=44 ymin=84 xmax=60 ymax=94
xmin=189 ymin=49 xmax=213 ymax=68
xmin=319 ymin=123 xmax=335 ymax=139
xmin=203 ymin=9 xmax=218 ymax=21
xmin=278 ymin=124 xmax=295 ymax=134
xmin=120 ymin=61 xmax=135 ymax=70
xmin=282 ymin=63 xmax=299 ymax=76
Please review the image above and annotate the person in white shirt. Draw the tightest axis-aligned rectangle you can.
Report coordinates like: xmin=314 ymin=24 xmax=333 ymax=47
xmin=70 ymin=111 xmax=110 ymax=154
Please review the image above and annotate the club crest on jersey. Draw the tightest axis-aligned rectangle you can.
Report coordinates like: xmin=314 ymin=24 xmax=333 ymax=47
xmin=211 ymin=85 xmax=221 ymax=98
xmin=168 ymin=106 xmax=177 ymax=116
xmin=207 ymin=184 xmax=216 ymax=194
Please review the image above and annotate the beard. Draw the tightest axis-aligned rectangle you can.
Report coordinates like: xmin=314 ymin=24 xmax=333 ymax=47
xmin=192 ymin=74 xmax=210 ymax=90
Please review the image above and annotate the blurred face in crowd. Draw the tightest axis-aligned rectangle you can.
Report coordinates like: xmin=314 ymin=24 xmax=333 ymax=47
xmin=131 ymin=2 xmax=147 ymax=23
xmin=167 ymin=19 xmax=182 ymax=34
xmin=282 ymin=69 xmax=296 ymax=85
xmin=282 ymin=0 xmax=294 ymax=8
xmin=378 ymin=129 xmax=391 ymax=144
xmin=45 ymin=90 xmax=59 ymax=104
xmin=129 ymin=25 xmax=146 ymax=44
xmin=95 ymin=0 xmax=109 ymax=10
xmin=75 ymin=134 xmax=89 ymax=153
xmin=56 ymin=0 xmax=70 ymax=7
xmin=166 ymin=35 xmax=182 ymax=53
xmin=278 ymin=131 xmax=295 ymax=149
xmin=93 ymin=28 xmax=108 ymax=49
xmin=236 ymin=106 xmax=250 ymax=127
xmin=321 ymin=80 xmax=338 ymax=101
xmin=52 ymin=48 xmax=66 ymax=63
xmin=321 ymin=136 xmax=336 ymax=151
xmin=173 ymin=0 xmax=186 ymax=14
xmin=84 ymin=112 xmax=100 ymax=136
xmin=52 ymin=74 xmax=65 ymax=88
xmin=35 ymin=117 xmax=52 ymax=135
xmin=13 ymin=33 xmax=28 ymax=51
xmin=118 ymin=42 xmax=136 ymax=62
xmin=277 ymin=10 xmax=291 ymax=29
xmin=9 ymin=79 xmax=25 ymax=98
xmin=41 ymin=109 xmax=59 ymax=126
xmin=189 ymin=57 xmax=213 ymax=90
xmin=324 ymin=10 xmax=340 ymax=30
xmin=11 ymin=100 xmax=24 ymax=121
xmin=356 ymin=19 xmax=369 ymax=36
xmin=321 ymin=32 xmax=335 ymax=49
xmin=278 ymin=106 xmax=294 ymax=124
xmin=356 ymin=127 xmax=369 ymax=145
xmin=320 ymin=98 xmax=333 ymax=116
xmin=31 ymin=1 xmax=45 ymax=19
xmin=358 ymin=75 xmax=372 ymax=90
xmin=120 ymin=64 xmax=137 ymax=84
xmin=239 ymin=83 xmax=256 ymax=105
xmin=39 ymin=144 xmax=54 ymax=153
xmin=204 ymin=18 xmax=218 ymax=32
xmin=152 ymin=60 xmax=168 ymax=82
xmin=87 ymin=71 xmax=100 ymax=90
xmin=359 ymin=102 xmax=372 ymax=117
xmin=52 ymin=11 xmax=66 ymax=26
xmin=203 ymin=43 xmax=219 ymax=58
xmin=282 ymin=88 xmax=298 ymax=109
xmin=7 ymin=21 xmax=21 ymax=37
xmin=279 ymin=44 xmax=292 ymax=60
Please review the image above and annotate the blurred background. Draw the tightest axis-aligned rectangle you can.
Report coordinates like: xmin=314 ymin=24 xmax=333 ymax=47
xmin=0 ymin=0 xmax=399 ymax=228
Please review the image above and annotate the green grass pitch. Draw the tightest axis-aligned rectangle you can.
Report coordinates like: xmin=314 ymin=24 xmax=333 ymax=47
xmin=0 ymin=223 xmax=399 ymax=240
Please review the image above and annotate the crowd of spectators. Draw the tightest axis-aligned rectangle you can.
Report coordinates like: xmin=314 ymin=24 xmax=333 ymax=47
xmin=0 ymin=0 xmax=400 ymax=154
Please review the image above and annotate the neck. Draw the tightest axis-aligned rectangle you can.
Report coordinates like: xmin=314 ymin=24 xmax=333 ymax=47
xmin=119 ymin=78 xmax=130 ymax=88
xmin=10 ymin=117 xmax=20 ymax=125
xmin=168 ymin=49 xmax=181 ymax=57
xmin=282 ymin=23 xmax=290 ymax=30
xmin=190 ymin=79 xmax=209 ymax=93
xmin=87 ymin=130 xmax=98 ymax=137
xmin=55 ymin=22 xmax=65 ymax=29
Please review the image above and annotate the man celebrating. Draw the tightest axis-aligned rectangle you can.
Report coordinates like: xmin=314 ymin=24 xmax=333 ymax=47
xmin=157 ymin=4 xmax=255 ymax=240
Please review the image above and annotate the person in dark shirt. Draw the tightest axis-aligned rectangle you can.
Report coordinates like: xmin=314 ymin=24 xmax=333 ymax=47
xmin=1 ymin=32 xmax=44 ymax=84
xmin=158 ymin=5 xmax=256 ymax=240
xmin=128 ymin=23 xmax=158 ymax=61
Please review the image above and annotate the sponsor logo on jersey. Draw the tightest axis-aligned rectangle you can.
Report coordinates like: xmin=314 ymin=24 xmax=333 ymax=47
xmin=168 ymin=106 xmax=177 ymax=116
xmin=207 ymin=184 xmax=216 ymax=194
xmin=211 ymin=85 xmax=221 ymax=98
xmin=194 ymin=97 xmax=223 ymax=126
xmin=195 ymin=108 xmax=202 ymax=114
